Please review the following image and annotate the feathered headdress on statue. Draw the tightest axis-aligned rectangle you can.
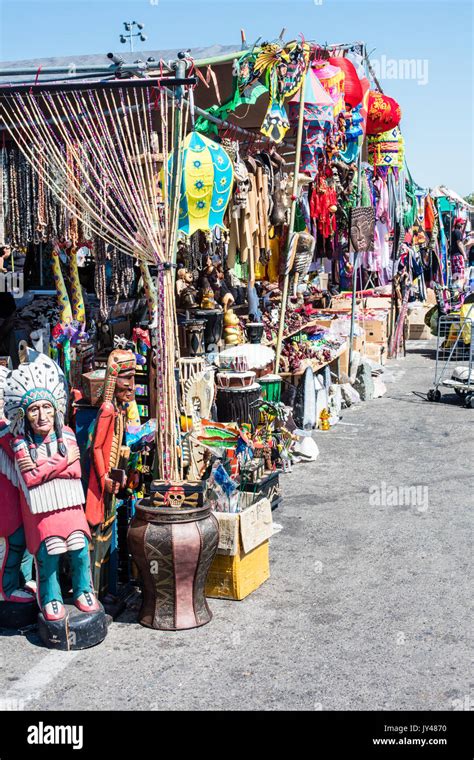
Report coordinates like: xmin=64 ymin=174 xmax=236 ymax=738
xmin=0 ymin=365 xmax=8 ymax=400
xmin=4 ymin=344 xmax=68 ymax=439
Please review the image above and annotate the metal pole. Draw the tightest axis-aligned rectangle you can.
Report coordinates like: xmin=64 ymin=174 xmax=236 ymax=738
xmin=348 ymin=43 xmax=366 ymax=375
xmin=0 ymin=76 xmax=194 ymax=95
xmin=169 ymin=54 xmax=187 ymax=270
xmin=274 ymin=68 xmax=308 ymax=373
xmin=0 ymin=65 xmax=123 ymax=76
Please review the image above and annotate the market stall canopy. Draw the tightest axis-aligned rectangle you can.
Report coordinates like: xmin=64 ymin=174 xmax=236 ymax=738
xmin=430 ymin=186 xmax=474 ymax=211
xmin=0 ymin=45 xmax=275 ymax=136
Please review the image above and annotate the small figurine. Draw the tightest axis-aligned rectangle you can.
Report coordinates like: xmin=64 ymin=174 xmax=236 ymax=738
xmin=200 ymin=286 xmax=217 ymax=310
xmin=176 ymin=268 xmax=199 ymax=310
xmin=223 ymin=305 xmax=244 ymax=346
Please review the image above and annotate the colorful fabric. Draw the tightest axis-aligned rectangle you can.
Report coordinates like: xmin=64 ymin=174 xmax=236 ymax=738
xmin=451 ymin=254 xmax=465 ymax=277
xmin=309 ymin=176 xmax=337 ymax=238
xmin=368 ymin=127 xmax=404 ymax=169
xmin=176 ymin=132 xmax=234 ymax=235
xmin=313 ymin=62 xmax=345 ymax=116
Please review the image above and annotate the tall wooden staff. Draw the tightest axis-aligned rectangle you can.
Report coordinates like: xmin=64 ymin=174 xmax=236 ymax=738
xmin=275 ymin=67 xmax=308 ymax=372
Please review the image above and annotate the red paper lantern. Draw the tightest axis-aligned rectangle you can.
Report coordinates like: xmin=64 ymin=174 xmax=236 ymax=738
xmin=366 ymin=91 xmax=402 ymax=135
xmin=328 ymin=56 xmax=363 ymax=108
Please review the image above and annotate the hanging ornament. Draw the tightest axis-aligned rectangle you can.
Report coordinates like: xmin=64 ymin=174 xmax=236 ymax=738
xmin=172 ymin=131 xmax=234 ymax=235
xmin=288 ymin=67 xmax=334 ymax=178
xmin=366 ymin=91 xmax=402 ymax=135
xmin=94 ymin=238 xmax=108 ymax=322
xmin=313 ymin=61 xmax=345 ymax=116
xmin=328 ymin=56 xmax=363 ymax=108
xmin=255 ymin=40 xmax=310 ymax=143
xmin=368 ymin=126 xmax=405 ymax=170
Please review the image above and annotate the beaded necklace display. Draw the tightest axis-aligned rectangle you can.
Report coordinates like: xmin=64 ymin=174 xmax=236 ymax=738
xmin=110 ymin=246 xmax=136 ymax=301
xmin=94 ymin=237 xmax=108 ymax=322
xmin=0 ymin=147 xmax=6 ymax=246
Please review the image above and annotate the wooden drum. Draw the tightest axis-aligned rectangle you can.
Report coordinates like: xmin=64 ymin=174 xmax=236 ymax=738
xmin=216 ymin=383 xmax=262 ymax=430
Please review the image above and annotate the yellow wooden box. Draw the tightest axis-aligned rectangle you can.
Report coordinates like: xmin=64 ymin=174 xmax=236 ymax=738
xmin=206 ymin=540 xmax=270 ymax=601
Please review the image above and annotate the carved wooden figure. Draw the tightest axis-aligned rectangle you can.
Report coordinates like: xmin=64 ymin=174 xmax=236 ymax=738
xmin=4 ymin=353 xmax=105 ymax=646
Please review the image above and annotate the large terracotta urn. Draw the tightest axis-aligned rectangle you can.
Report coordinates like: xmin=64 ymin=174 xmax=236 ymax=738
xmin=127 ymin=494 xmax=219 ymax=630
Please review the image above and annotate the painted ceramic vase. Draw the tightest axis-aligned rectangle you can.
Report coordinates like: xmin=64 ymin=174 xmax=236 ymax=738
xmin=127 ymin=495 xmax=219 ymax=630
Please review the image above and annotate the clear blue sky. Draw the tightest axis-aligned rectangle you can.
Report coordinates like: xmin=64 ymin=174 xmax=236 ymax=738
xmin=0 ymin=0 xmax=472 ymax=195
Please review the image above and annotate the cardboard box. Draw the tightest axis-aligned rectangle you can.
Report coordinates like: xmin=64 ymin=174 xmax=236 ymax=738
xmin=336 ymin=335 xmax=366 ymax=379
xmin=205 ymin=540 xmax=270 ymax=601
xmin=408 ymin=305 xmax=429 ymax=326
xmin=213 ymin=498 xmax=273 ymax=556
xmin=312 ymin=317 xmax=334 ymax=331
xmin=364 ymin=341 xmax=387 ymax=364
xmin=408 ymin=323 xmax=432 ymax=340
xmin=362 ymin=317 xmax=388 ymax=344
xmin=238 ymin=473 xmax=281 ymax=512
xmin=205 ymin=498 xmax=272 ymax=600
xmin=364 ymin=296 xmax=392 ymax=310
xmin=352 ymin=330 xmax=366 ymax=353
xmin=407 ymin=305 xmax=431 ymax=339
xmin=337 ymin=344 xmax=350 ymax=377
xmin=329 ymin=297 xmax=355 ymax=312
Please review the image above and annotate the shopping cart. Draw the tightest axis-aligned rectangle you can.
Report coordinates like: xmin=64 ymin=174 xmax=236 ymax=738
xmin=427 ymin=311 xmax=474 ymax=407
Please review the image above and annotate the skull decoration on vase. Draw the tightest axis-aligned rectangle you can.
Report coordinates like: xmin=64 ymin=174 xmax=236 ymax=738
xmin=4 ymin=351 xmax=107 ymax=648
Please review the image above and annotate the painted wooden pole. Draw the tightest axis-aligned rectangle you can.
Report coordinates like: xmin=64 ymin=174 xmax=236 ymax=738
xmin=274 ymin=68 xmax=307 ymax=373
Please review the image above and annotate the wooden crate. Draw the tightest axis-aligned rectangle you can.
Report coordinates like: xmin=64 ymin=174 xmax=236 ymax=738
xmin=206 ymin=540 xmax=270 ymax=601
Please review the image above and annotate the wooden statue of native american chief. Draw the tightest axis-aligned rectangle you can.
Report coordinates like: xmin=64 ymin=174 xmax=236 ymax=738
xmin=85 ymin=349 xmax=138 ymax=600
xmin=3 ymin=351 xmax=101 ymax=626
